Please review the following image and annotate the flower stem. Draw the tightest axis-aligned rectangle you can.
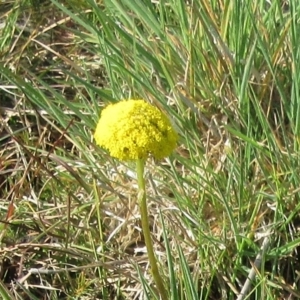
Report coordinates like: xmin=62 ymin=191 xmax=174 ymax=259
xmin=136 ymin=159 xmax=168 ymax=300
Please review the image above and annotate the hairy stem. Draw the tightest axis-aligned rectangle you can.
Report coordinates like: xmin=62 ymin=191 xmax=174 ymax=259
xmin=136 ymin=158 xmax=168 ymax=300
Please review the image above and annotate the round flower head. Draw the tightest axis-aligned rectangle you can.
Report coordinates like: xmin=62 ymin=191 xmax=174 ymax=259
xmin=94 ymin=100 xmax=178 ymax=161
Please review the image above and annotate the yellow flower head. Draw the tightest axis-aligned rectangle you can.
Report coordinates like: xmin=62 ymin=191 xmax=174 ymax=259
xmin=94 ymin=99 xmax=178 ymax=161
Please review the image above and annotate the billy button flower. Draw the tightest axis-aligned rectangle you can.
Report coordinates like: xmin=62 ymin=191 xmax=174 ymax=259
xmin=94 ymin=99 xmax=178 ymax=161
xmin=94 ymin=99 xmax=178 ymax=300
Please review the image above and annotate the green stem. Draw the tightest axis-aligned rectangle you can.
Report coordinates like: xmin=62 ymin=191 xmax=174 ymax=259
xmin=136 ymin=159 xmax=168 ymax=300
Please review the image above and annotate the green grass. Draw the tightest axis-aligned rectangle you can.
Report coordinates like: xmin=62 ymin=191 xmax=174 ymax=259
xmin=1 ymin=0 xmax=300 ymax=299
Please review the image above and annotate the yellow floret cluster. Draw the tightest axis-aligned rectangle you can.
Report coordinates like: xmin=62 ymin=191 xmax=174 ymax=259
xmin=94 ymin=99 xmax=178 ymax=161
